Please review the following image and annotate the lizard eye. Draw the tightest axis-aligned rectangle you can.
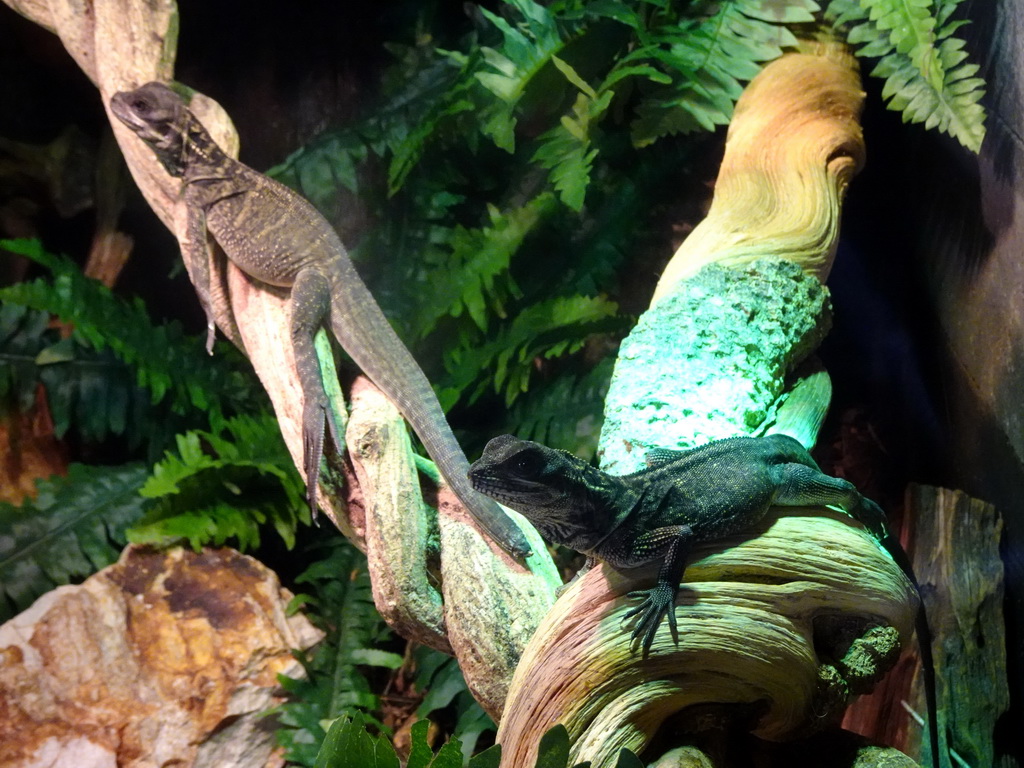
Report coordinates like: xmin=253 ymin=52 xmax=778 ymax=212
xmin=131 ymin=98 xmax=151 ymax=115
xmin=511 ymin=450 xmax=545 ymax=478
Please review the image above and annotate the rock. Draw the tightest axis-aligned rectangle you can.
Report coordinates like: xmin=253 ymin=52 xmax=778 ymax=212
xmin=0 ymin=546 xmax=323 ymax=768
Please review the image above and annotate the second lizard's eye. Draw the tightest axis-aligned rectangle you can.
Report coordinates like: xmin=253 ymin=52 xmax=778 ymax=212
xmin=512 ymin=450 xmax=545 ymax=478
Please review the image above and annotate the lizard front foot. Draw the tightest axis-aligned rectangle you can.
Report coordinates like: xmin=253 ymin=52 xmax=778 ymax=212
xmin=623 ymin=581 xmax=679 ymax=657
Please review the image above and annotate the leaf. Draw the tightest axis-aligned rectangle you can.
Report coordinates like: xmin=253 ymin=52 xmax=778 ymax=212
xmin=469 ymin=744 xmax=502 ymax=768
xmin=612 ymin=748 xmax=645 ymax=768
xmin=442 ymin=295 xmax=625 ymax=408
xmin=410 ymin=194 xmax=556 ymax=337
xmin=624 ymin=0 xmax=820 ymax=146
xmin=828 ymin=0 xmax=987 ymax=151
xmin=348 ymin=648 xmax=405 ymax=669
xmin=535 ymin=724 xmax=571 ymax=768
xmin=0 ymin=239 xmax=261 ymax=447
xmin=128 ymin=413 xmax=307 ymax=552
xmin=532 ymin=58 xmax=614 ymax=210
xmin=504 ymin=358 xmax=613 ymax=459
xmin=0 ymin=463 xmax=148 ymax=622
xmin=272 ymin=536 xmax=393 ymax=767
xmin=314 ymin=713 xmax=399 ymax=768
xmin=406 ymin=720 xmax=435 ymax=768
xmin=473 ymin=0 xmax=570 ymax=151
xmin=426 ymin=737 xmax=466 ymax=768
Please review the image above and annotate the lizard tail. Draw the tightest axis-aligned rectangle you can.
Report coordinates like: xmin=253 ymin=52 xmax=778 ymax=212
xmin=326 ymin=269 xmax=532 ymax=559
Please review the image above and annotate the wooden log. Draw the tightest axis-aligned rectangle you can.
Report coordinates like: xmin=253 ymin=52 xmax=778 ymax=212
xmin=842 ymin=485 xmax=1008 ymax=768
xmin=347 ymin=376 xmax=560 ymax=714
xmin=497 ymin=514 xmax=917 ymax=767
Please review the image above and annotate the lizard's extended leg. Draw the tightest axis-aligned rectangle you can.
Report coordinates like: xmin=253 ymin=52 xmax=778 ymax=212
xmin=291 ymin=267 xmax=342 ymax=516
xmin=769 ymin=463 xmax=889 ymax=539
xmin=181 ymin=191 xmax=218 ymax=353
xmin=621 ymin=524 xmax=693 ymax=657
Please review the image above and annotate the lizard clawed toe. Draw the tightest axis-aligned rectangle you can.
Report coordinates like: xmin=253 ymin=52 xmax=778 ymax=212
xmin=623 ymin=583 xmax=679 ymax=657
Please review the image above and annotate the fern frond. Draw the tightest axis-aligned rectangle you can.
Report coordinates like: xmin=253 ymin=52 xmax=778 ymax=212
xmin=0 ymin=463 xmax=148 ymax=622
xmin=828 ymin=0 xmax=986 ymax=151
xmin=441 ymin=294 xmax=625 ymax=407
xmin=473 ymin=0 xmax=570 ymax=151
xmin=411 ymin=194 xmax=557 ymax=336
xmin=272 ymin=535 xmax=393 ymax=767
xmin=0 ymin=302 xmax=183 ymax=454
xmin=531 ymin=58 xmax=614 ymax=211
xmin=504 ymin=358 xmax=614 ymax=459
xmin=627 ymin=0 xmax=820 ymax=146
xmin=267 ymin=131 xmax=367 ymax=219
xmin=127 ymin=413 xmax=307 ymax=551
xmin=0 ymin=239 xmax=260 ymax=427
xmin=413 ymin=645 xmax=496 ymax=759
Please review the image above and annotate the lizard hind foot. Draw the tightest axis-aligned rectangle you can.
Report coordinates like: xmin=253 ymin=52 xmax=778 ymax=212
xmin=623 ymin=582 xmax=679 ymax=658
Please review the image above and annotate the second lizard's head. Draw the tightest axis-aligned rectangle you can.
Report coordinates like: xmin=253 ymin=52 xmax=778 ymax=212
xmin=469 ymin=435 xmax=596 ymax=547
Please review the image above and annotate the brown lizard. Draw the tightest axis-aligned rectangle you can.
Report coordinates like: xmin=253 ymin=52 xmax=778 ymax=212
xmin=110 ymin=81 xmax=531 ymax=558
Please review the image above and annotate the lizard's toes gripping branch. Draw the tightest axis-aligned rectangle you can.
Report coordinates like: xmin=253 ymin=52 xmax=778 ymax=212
xmin=624 ymin=581 xmax=679 ymax=658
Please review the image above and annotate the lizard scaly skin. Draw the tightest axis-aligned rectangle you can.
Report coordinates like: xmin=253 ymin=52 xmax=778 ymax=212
xmin=111 ymin=82 xmax=531 ymax=559
xmin=469 ymin=433 xmax=939 ymax=767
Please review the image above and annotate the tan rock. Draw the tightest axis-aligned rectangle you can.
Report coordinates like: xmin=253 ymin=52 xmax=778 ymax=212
xmin=0 ymin=546 xmax=322 ymax=768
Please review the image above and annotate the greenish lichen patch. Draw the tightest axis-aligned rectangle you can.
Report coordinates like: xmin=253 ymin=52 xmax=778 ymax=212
xmin=599 ymin=258 xmax=830 ymax=473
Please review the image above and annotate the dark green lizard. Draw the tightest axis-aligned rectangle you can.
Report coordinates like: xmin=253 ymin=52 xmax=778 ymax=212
xmin=469 ymin=433 xmax=940 ymax=767
xmin=109 ymin=81 xmax=531 ymax=559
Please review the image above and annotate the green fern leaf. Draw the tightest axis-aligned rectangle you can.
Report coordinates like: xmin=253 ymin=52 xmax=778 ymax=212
xmin=505 ymin=358 xmax=613 ymax=459
xmin=829 ymin=0 xmax=987 ymax=151
xmin=532 ymin=58 xmax=614 ymax=211
xmin=128 ymin=413 xmax=307 ymax=551
xmin=411 ymin=194 xmax=557 ymax=336
xmin=0 ymin=239 xmax=260 ymax=428
xmin=273 ymin=536 xmax=393 ymax=767
xmin=628 ymin=0 xmax=819 ymax=146
xmin=413 ymin=645 xmax=496 ymax=759
xmin=267 ymin=131 xmax=367 ymax=219
xmin=473 ymin=0 xmax=569 ymax=151
xmin=442 ymin=295 xmax=624 ymax=407
xmin=314 ymin=713 xmax=399 ymax=768
xmin=0 ymin=463 xmax=148 ymax=622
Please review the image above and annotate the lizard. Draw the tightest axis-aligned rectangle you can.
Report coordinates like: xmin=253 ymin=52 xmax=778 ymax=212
xmin=109 ymin=81 xmax=531 ymax=559
xmin=469 ymin=433 xmax=940 ymax=768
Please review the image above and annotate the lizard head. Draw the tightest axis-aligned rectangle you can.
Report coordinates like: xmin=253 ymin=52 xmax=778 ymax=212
xmin=110 ymin=82 xmax=190 ymax=176
xmin=468 ymin=435 xmax=592 ymax=545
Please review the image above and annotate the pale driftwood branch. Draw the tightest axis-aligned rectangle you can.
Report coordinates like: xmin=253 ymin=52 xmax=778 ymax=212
xmin=348 ymin=376 xmax=559 ymax=713
xmin=5 ymin=0 xmax=561 ymax=714
xmin=346 ymin=377 xmax=451 ymax=654
xmin=652 ymin=43 xmax=865 ymax=301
